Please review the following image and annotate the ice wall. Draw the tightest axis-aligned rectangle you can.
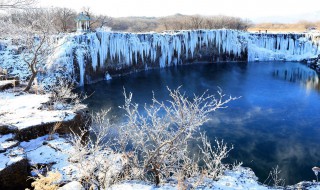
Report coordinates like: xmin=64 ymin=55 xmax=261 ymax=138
xmin=49 ymin=29 xmax=320 ymax=86
xmin=75 ymin=29 xmax=246 ymax=70
xmin=248 ymin=33 xmax=320 ymax=61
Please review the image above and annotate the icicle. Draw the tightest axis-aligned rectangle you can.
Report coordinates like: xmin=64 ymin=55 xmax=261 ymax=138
xmin=76 ymin=48 xmax=85 ymax=86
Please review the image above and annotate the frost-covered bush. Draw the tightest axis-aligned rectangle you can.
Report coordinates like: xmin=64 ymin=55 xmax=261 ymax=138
xmin=116 ymin=87 xmax=237 ymax=185
xmin=48 ymin=79 xmax=86 ymax=110
xmin=67 ymin=109 xmax=126 ymax=189
xmin=199 ymin=134 xmax=233 ymax=180
xmin=67 ymin=87 xmax=237 ymax=189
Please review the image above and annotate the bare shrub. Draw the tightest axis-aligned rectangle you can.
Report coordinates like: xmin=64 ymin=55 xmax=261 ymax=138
xmin=264 ymin=165 xmax=285 ymax=187
xmin=118 ymin=87 xmax=237 ymax=185
xmin=199 ymin=133 xmax=233 ymax=180
xmin=67 ymin=109 xmax=123 ymax=189
xmin=63 ymin=87 xmax=236 ymax=189
xmin=49 ymin=79 xmax=86 ymax=110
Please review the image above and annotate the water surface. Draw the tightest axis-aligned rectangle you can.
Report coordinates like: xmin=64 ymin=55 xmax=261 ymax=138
xmin=78 ymin=62 xmax=320 ymax=185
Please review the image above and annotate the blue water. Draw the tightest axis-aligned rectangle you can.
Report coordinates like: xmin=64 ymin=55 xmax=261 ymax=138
xmin=77 ymin=62 xmax=320 ymax=185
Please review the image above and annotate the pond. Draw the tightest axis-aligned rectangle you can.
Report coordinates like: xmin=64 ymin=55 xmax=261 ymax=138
xmin=77 ymin=62 xmax=320 ymax=185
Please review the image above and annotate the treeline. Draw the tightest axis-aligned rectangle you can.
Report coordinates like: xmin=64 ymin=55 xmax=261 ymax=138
xmin=110 ymin=14 xmax=253 ymax=32
xmin=249 ymin=21 xmax=320 ymax=32
xmin=0 ymin=7 xmax=253 ymax=35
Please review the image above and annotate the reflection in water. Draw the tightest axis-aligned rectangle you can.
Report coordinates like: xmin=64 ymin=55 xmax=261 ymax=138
xmin=77 ymin=62 xmax=320 ymax=185
xmin=272 ymin=66 xmax=320 ymax=92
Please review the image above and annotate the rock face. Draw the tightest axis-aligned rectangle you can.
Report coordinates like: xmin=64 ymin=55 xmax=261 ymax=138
xmin=16 ymin=108 xmax=90 ymax=141
xmin=0 ymin=158 xmax=30 ymax=190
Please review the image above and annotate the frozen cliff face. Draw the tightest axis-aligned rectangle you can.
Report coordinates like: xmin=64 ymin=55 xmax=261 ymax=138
xmin=248 ymin=33 xmax=320 ymax=62
xmin=77 ymin=29 xmax=246 ymax=69
xmin=46 ymin=30 xmax=320 ymax=86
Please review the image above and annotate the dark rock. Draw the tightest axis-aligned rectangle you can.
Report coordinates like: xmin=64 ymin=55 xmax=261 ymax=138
xmin=0 ymin=156 xmax=30 ymax=190
xmin=0 ymin=80 xmax=19 ymax=91
xmin=0 ymin=124 xmax=18 ymax=135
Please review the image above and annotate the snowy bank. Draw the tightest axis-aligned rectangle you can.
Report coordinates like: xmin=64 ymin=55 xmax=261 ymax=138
xmin=0 ymin=91 xmax=88 ymax=140
xmin=108 ymin=167 xmax=320 ymax=190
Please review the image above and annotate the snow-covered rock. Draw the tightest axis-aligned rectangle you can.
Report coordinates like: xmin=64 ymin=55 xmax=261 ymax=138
xmin=0 ymin=133 xmax=19 ymax=153
xmin=59 ymin=181 xmax=84 ymax=190
xmin=0 ymin=91 xmax=88 ymax=141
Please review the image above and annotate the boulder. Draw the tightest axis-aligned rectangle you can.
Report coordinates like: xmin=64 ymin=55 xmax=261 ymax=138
xmin=0 ymin=148 xmax=30 ymax=190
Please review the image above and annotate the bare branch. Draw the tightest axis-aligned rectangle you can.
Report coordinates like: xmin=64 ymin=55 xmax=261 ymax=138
xmin=0 ymin=0 xmax=37 ymax=9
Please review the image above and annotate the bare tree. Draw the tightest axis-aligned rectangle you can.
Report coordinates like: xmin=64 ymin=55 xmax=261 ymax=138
xmin=189 ymin=15 xmax=204 ymax=29
xmin=22 ymin=31 xmax=53 ymax=92
xmin=53 ymin=7 xmax=76 ymax=32
xmin=0 ymin=0 xmax=36 ymax=9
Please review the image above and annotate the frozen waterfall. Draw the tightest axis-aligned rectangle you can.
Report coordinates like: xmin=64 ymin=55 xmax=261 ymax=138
xmin=49 ymin=29 xmax=320 ymax=86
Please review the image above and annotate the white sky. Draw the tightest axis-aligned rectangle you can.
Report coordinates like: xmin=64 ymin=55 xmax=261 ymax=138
xmin=38 ymin=0 xmax=320 ymax=22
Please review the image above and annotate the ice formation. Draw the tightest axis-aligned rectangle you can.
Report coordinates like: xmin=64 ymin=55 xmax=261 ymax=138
xmin=248 ymin=33 xmax=320 ymax=61
xmin=47 ymin=30 xmax=320 ymax=86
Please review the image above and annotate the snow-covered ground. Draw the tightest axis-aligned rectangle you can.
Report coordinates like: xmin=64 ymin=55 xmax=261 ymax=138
xmin=108 ymin=168 xmax=320 ymax=190
xmin=0 ymin=92 xmax=76 ymax=130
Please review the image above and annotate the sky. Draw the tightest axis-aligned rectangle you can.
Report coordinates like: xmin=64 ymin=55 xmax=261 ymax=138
xmin=38 ymin=0 xmax=320 ymax=22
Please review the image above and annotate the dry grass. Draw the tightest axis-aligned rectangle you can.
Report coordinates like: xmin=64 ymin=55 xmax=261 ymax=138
xmin=47 ymin=122 xmax=62 ymax=140
xmin=249 ymin=21 xmax=320 ymax=33
xmin=27 ymin=171 xmax=61 ymax=190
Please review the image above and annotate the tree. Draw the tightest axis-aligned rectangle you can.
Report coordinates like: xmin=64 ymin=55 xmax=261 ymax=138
xmin=0 ymin=0 xmax=36 ymax=9
xmin=22 ymin=31 xmax=53 ymax=92
xmin=189 ymin=15 xmax=204 ymax=29
xmin=92 ymin=15 xmax=113 ymax=29
xmin=53 ymin=7 xmax=76 ymax=32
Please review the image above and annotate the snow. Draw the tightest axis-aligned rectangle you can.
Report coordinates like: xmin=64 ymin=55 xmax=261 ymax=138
xmin=0 ymin=134 xmax=14 ymax=143
xmin=20 ymin=135 xmax=79 ymax=181
xmin=0 ymin=92 xmax=76 ymax=130
xmin=0 ymin=80 xmax=16 ymax=86
xmin=59 ymin=181 xmax=84 ymax=190
xmin=109 ymin=167 xmax=273 ymax=190
xmin=0 ymin=39 xmax=30 ymax=81
xmin=0 ymin=146 xmax=25 ymax=171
